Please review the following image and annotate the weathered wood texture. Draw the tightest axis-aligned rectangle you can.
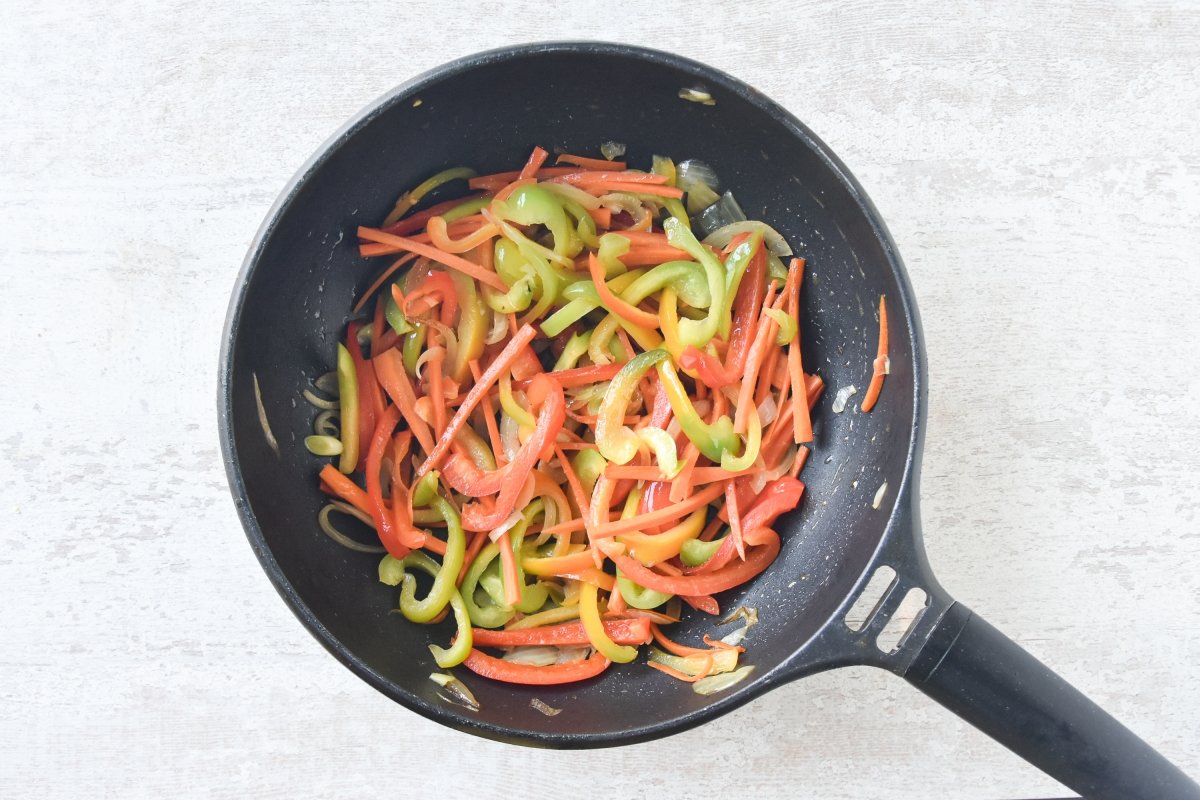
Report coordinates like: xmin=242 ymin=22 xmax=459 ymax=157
xmin=2 ymin=1 xmax=1198 ymax=797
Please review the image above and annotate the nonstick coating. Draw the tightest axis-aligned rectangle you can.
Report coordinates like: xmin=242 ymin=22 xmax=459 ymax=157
xmin=219 ymin=42 xmax=922 ymax=746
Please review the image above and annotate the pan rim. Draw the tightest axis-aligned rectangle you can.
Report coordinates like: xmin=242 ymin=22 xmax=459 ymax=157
xmin=217 ymin=40 xmax=926 ymax=748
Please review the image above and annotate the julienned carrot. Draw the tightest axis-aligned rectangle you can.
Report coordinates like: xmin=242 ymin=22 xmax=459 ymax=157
xmin=496 ymin=528 xmax=523 ymax=607
xmin=786 ymin=258 xmax=814 ymax=443
xmin=618 ymin=244 xmax=692 ymax=267
xmin=471 ymin=618 xmax=650 ymax=648
xmin=648 ymin=654 xmax=714 ymax=683
xmin=860 ymin=295 xmax=889 ymax=412
xmin=586 ymin=206 xmax=612 ymax=227
xmin=352 ymin=252 xmax=419 ymax=314
xmin=462 ymin=649 xmax=611 ymax=685
xmin=555 ymin=153 xmax=628 ymax=171
xmin=572 ymin=181 xmax=685 ymax=199
xmin=355 ymin=227 xmax=508 ymax=292
xmin=556 ymin=171 xmax=670 ymax=185
xmin=588 ymin=253 xmax=660 ymax=330
xmin=519 ymin=146 xmax=549 ymax=180
xmin=417 ymin=324 xmax=538 ymax=476
xmin=593 ymin=483 xmax=726 ymax=538
xmin=516 ymin=362 xmax=623 ymax=390
xmin=467 ymin=167 xmax=575 ymax=191
xmin=319 ymin=464 xmax=371 ymax=515
xmin=372 ymin=348 xmax=436 ymax=454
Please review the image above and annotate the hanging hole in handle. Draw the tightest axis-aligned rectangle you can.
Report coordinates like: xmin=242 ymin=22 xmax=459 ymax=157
xmin=844 ymin=565 xmax=897 ymax=632
xmin=875 ymin=587 xmax=929 ymax=653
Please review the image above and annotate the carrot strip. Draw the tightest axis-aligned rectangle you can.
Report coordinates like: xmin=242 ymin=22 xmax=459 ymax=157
xmin=461 ymin=649 xmax=610 ymax=685
xmin=467 ymin=167 xmax=575 ymax=192
xmin=457 ymin=530 xmax=488 ymax=586
xmin=588 ymin=253 xmax=660 ymax=329
xmin=860 ymin=295 xmax=889 ymax=412
xmin=586 ymin=206 xmax=612 ymax=227
xmin=372 ymin=348 xmax=436 ymax=455
xmin=555 ymin=154 xmax=628 ymax=171
xmin=496 ymin=529 xmax=523 ymax=607
xmin=572 ymin=181 xmax=685 ymax=199
xmin=318 ymin=465 xmax=371 ymax=515
xmin=651 ymin=623 xmax=709 ymax=656
xmin=381 ymin=193 xmax=488 ymax=237
xmin=786 ymin=258 xmax=814 ymax=443
xmin=519 ymin=146 xmax=549 ymax=180
xmin=356 ymin=227 xmax=508 ymax=292
xmin=416 ymin=324 xmax=538 ymax=476
xmin=556 ymin=171 xmax=669 ymax=185
xmin=593 ymin=483 xmax=725 ymax=538
xmin=725 ymin=480 xmax=746 ymax=561
xmin=468 ymin=360 xmax=505 ymax=466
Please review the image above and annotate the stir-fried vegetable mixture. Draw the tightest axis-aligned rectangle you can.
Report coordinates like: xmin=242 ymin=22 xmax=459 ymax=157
xmin=303 ymin=146 xmax=829 ymax=691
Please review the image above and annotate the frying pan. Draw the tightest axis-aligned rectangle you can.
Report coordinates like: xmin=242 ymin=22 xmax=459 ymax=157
xmin=218 ymin=43 xmax=1199 ymax=798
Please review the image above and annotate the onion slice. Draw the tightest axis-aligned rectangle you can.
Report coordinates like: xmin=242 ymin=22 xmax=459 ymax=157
xmin=702 ymin=220 xmax=794 ymax=257
xmin=693 ymin=664 xmax=755 ymax=695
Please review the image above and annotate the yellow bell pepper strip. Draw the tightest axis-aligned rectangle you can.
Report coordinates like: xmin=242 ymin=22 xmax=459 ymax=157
xmin=335 ymin=343 xmax=360 ymax=474
xmin=397 ymin=496 xmax=466 ymax=623
xmin=617 ymin=507 xmax=707 ymax=567
xmin=448 ymin=270 xmax=487 ymax=383
xmin=441 ymin=195 xmax=492 ymax=223
xmin=658 ymin=287 xmax=685 ymax=360
xmin=382 ymin=166 xmax=477 ymax=227
xmin=616 ymin=570 xmax=674 ymax=609
xmin=460 ymin=542 xmax=514 ymax=628
xmin=635 ymin=428 xmax=683 ymax=479
xmin=650 ymin=155 xmax=691 ymax=229
xmin=596 ymin=349 xmax=670 ymax=464
xmin=580 ymin=581 xmax=639 ymax=663
xmin=498 ymin=371 xmax=536 ymax=429
xmin=655 ymin=359 xmax=739 ymax=462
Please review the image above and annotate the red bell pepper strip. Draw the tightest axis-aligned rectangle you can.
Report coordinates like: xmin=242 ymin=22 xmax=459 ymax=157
xmin=461 ymin=648 xmax=611 ymax=685
xmin=515 ymin=362 xmax=622 ymax=391
xmin=363 ymin=404 xmax=409 ymax=559
xmin=470 ymin=618 xmax=651 ymax=648
xmin=690 ymin=477 xmax=805 ymax=574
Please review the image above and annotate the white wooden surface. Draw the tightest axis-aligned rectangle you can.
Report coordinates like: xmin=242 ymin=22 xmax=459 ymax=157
xmin=3 ymin=1 xmax=1199 ymax=797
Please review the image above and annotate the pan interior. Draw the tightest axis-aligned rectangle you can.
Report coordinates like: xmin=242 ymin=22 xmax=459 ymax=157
xmin=223 ymin=45 xmax=918 ymax=744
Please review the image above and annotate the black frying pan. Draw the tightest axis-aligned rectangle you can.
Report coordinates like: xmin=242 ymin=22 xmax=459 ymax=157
xmin=218 ymin=43 xmax=1198 ymax=799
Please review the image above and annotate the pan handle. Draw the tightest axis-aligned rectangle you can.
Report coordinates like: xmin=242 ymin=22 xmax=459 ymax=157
xmin=905 ymin=602 xmax=1199 ymax=800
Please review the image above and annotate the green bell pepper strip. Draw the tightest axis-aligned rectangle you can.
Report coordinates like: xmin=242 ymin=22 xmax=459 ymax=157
xmin=680 ymin=537 xmax=726 ymax=567
xmin=448 ymin=269 xmax=488 ymax=383
xmin=493 ymin=236 xmax=531 ymax=287
xmin=378 ymin=554 xmax=405 ymax=586
xmin=461 ymin=542 xmax=514 ymax=629
xmin=482 ymin=278 xmax=534 ymax=314
xmin=493 ymin=185 xmax=579 ymax=260
xmin=763 ymin=307 xmax=797 ymax=345
xmin=397 ymin=496 xmax=466 ymax=623
xmin=335 ymin=343 xmax=360 ymax=474
xmin=553 ymin=331 xmax=592 ymax=371
xmin=555 ymin=193 xmax=600 ymax=250
xmin=401 ymin=323 xmax=427 ymax=377
xmin=766 ymin=252 xmax=789 ymax=286
xmin=502 ymin=500 xmax=551 ymax=614
xmin=616 ymin=569 xmax=674 ymax=609
xmin=522 ymin=249 xmax=566 ymax=322
xmin=620 ymin=260 xmax=711 ymax=309
xmin=397 ymin=551 xmax=473 ymax=668
xmin=570 ymin=448 xmax=608 ymax=498
xmin=428 ymin=589 xmax=472 ymax=668
xmin=650 ymin=155 xmax=691 ymax=230
xmin=384 ymin=288 xmax=414 ymax=335
xmin=453 ymin=426 xmax=497 ymax=471
xmin=542 ymin=269 xmax=650 ymax=338
xmin=596 ymin=233 xmax=631 ymax=277
xmin=655 ymin=359 xmax=740 ymax=463
xmin=540 ymin=295 xmax=596 ymax=337
xmin=663 ymin=217 xmax=728 ymax=348
xmin=720 ymin=404 xmax=763 ymax=472
xmin=382 ymin=166 xmax=476 ymax=227
xmin=596 ymin=349 xmax=670 ymax=464
xmin=411 ymin=470 xmax=440 ymax=507
xmin=440 ymin=195 xmax=491 ymax=223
